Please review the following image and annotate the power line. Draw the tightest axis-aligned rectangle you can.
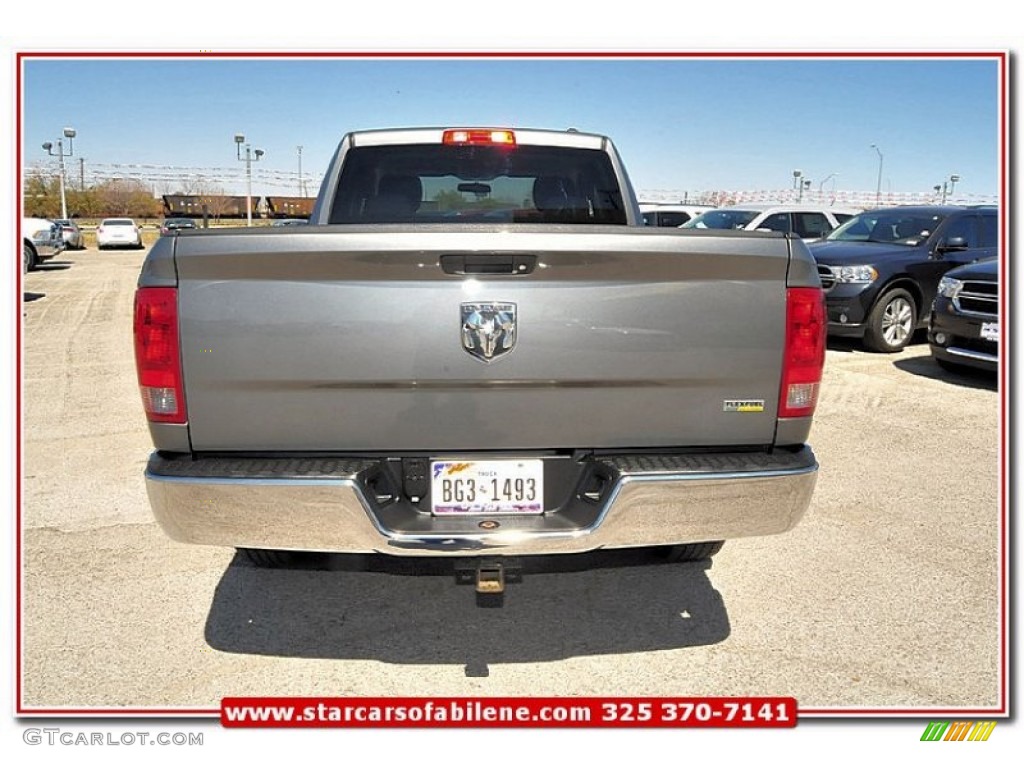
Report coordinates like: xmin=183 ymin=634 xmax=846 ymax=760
xmin=24 ymin=161 xmax=324 ymax=194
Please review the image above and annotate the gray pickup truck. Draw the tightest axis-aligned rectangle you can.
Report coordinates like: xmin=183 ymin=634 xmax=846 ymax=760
xmin=135 ymin=127 xmax=824 ymax=586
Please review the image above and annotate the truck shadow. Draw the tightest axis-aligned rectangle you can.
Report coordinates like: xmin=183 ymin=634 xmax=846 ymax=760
xmin=825 ymin=338 xmax=865 ymax=354
xmin=203 ymin=550 xmax=730 ymax=671
xmin=35 ymin=260 xmax=74 ymax=271
xmin=826 ymin=331 xmax=928 ymax=354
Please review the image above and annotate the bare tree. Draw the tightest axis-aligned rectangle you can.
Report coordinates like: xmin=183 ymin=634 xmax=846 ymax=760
xmin=94 ymin=179 xmax=161 ymax=218
xmin=22 ymin=170 xmax=60 ymax=218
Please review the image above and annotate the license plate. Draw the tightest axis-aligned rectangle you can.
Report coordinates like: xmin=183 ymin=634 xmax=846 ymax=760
xmin=431 ymin=460 xmax=544 ymax=515
xmin=981 ymin=322 xmax=999 ymax=342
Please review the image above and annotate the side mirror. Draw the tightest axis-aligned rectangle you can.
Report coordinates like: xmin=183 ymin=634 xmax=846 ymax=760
xmin=937 ymin=236 xmax=968 ymax=254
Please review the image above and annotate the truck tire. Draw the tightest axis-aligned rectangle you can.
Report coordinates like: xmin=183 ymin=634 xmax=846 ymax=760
xmin=864 ymin=288 xmax=917 ymax=353
xmin=655 ymin=541 xmax=724 ymax=563
xmin=24 ymin=243 xmax=36 ymax=273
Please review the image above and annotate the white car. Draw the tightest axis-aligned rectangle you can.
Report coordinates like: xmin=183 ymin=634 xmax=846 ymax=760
xmin=639 ymin=203 xmax=710 ymax=227
xmin=96 ymin=218 xmax=143 ymax=249
xmin=681 ymin=204 xmax=861 ymax=241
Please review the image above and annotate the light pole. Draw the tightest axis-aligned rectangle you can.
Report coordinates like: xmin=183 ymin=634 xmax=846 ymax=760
xmin=799 ymin=178 xmax=811 ymax=203
xmin=42 ymin=126 xmax=76 ymax=220
xmin=870 ymin=144 xmax=883 ymax=206
xmin=234 ymin=133 xmax=264 ymax=226
xmin=938 ymin=175 xmax=960 ymax=204
xmin=297 ymin=145 xmax=303 ymax=196
xmin=792 ymin=169 xmax=802 ymax=202
xmin=947 ymin=174 xmax=960 ymax=203
xmin=819 ymin=173 xmax=838 ymax=204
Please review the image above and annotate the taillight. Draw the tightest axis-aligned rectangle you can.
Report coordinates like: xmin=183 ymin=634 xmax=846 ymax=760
xmin=779 ymin=287 xmax=826 ymax=419
xmin=134 ymin=287 xmax=186 ymax=423
xmin=442 ymin=129 xmax=516 ymax=146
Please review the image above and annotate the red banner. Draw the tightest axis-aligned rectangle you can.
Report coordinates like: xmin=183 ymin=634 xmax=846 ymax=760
xmin=221 ymin=697 xmax=797 ymax=728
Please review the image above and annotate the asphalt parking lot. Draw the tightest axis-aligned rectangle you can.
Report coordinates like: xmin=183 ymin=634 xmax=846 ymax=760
xmin=19 ymin=245 xmax=1002 ymax=712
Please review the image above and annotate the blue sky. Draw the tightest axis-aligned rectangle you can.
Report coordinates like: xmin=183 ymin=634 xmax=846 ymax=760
xmin=21 ymin=56 xmax=1002 ymax=202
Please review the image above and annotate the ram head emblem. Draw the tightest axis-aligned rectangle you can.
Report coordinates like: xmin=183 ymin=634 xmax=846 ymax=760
xmin=461 ymin=302 xmax=517 ymax=363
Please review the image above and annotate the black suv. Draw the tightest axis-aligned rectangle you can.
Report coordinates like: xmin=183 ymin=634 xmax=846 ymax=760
xmin=160 ymin=217 xmax=198 ymax=235
xmin=808 ymin=205 xmax=998 ymax=352
xmin=928 ymin=257 xmax=999 ymax=373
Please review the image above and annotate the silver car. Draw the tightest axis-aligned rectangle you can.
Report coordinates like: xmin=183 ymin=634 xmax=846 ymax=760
xmin=54 ymin=219 xmax=85 ymax=250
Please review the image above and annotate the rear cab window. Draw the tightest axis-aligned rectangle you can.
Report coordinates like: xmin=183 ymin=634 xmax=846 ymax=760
xmin=328 ymin=143 xmax=627 ymax=225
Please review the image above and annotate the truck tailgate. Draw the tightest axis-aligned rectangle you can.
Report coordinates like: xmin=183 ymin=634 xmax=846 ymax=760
xmin=173 ymin=226 xmax=791 ymax=452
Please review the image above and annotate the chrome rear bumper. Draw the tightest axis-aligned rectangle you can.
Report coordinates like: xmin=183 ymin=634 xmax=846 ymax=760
xmin=145 ymin=447 xmax=817 ymax=557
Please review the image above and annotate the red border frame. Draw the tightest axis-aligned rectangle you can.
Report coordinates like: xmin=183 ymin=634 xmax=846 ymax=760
xmin=14 ymin=50 xmax=1009 ymax=719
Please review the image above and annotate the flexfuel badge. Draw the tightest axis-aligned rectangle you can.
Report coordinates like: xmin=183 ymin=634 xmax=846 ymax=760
xmin=723 ymin=400 xmax=765 ymax=413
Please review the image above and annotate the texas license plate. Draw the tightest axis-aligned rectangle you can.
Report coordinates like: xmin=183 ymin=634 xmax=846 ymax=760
xmin=431 ymin=460 xmax=544 ymax=515
xmin=980 ymin=322 xmax=999 ymax=342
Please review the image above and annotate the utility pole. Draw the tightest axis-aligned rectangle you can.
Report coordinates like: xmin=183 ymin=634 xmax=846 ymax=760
xmin=297 ymin=145 xmax=303 ymax=197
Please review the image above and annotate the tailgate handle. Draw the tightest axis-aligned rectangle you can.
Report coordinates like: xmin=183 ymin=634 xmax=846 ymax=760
xmin=440 ymin=254 xmax=537 ymax=275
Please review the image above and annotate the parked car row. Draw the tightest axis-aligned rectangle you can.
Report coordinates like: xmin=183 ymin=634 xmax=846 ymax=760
xmin=22 ymin=216 xmax=148 ymax=261
xmin=23 ymin=214 xmax=306 ymax=262
xmin=649 ymin=200 xmax=1001 ymax=374
xmin=808 ymin=205 xmax=998 ymax=359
